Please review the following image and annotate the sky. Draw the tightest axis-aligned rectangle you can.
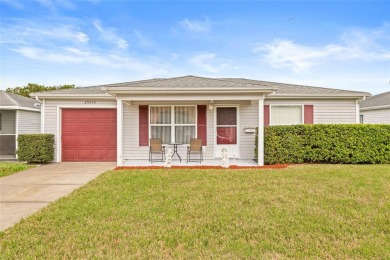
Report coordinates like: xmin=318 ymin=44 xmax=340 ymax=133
xmin=0 ymin=0 xmax=389 ymax=94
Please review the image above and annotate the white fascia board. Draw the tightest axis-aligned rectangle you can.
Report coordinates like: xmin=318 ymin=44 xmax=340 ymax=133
xmin=0 ymin=106 xmax=40 ymax=112
xmin=29 ymin=94 xmax=115 ymax=99
xmin=103 ymin=86 xmax=277 ymax=92
xmin=116 ymin=94 xmax=266 ymax=101
xmin=360 ymin=105 xmax=390 ymax=111
xmin=266 ymin=94 xmax=370 ymax=99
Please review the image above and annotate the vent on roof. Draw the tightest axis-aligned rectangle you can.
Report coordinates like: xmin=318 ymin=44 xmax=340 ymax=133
xmin=34 ymin=103 xmax=41 ymax=108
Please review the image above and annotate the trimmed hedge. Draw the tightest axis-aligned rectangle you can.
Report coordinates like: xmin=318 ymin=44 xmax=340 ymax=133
xmin=17 ymin=134 xmax=54 ymax=163
xmin=255 ymin=124 xmax=390 ymax=164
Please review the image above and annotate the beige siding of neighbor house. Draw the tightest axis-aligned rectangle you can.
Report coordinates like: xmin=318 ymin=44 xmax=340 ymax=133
xmin=360 ymin=108 xmax=390 ymax=124
xmin=265 ymin=99 xmax=358 ymax=124
xmin=43 ymin=99 xmax=117 ymax=162
xmin=0 ymin=110 xmax=16 ymax=134
xmin=17 ymin=110 xmax=41 ymax=134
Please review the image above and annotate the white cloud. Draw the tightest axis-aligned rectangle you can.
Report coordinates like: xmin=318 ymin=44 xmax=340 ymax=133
xmin=178 ymin=17 xmax=211 ymax=33
xmin=189 ymin=52 xmax=232 ymax=73
xmin=1 ymin=19 xmax=167 ymax=76
xmin=0 ymin=23 xmax=89 ymax=45
xmin=11 ymin=46 xmax=156 ymax=71
xmin=93 ymin=20 xmax=128 ymax=49
xmin=254 ymin=40 xmax=345 ymax=72
xmin=254 ymin=24 xmax=390 ymax=73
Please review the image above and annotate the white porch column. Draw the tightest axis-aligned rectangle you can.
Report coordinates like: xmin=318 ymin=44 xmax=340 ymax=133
xmin=15 ymin=110 xmax=19 ymax=160
xmin=258 ymin=99 xmax=264 ymax=166
xmin=117 ymin=99 xmax=123 ymax=166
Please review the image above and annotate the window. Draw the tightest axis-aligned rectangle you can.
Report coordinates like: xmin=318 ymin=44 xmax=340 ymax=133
xmin=150 ymin=106 xmax=196 ymax=144
xmin=270 ymin=105 xmax=303 ymax=125
xmin=359 ymin=115 xmax=364 ymax=124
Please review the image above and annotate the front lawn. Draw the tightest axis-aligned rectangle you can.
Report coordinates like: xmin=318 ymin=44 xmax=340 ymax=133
xmin=0 ymin=165 xmax=389 ymax=258
xmin=0 ymin=162 xmax=35 ymax=178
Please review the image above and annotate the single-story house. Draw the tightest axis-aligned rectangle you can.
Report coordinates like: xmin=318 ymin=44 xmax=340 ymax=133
xmin=0 ymin=90 xmax=41 ymax=160
xmin=359 ymin=91 xmax=390 ymax=124
xmin=31 ymin=75 xmax=370 ymax=166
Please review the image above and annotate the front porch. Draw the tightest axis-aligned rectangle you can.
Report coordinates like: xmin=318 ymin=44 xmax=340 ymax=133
xmin=123 ymin=158 xmax=258 ymax=167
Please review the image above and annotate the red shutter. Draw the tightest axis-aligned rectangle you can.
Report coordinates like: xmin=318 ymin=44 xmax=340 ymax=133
xmin=197 ymin=105 xmax=207 ymax=146
xmin=304 ymin=105 xmax=314 ymax=124
xmin=139 ymin=105 xmax=149 ymax=146
xmin=264 ymin=105 xmax=270 ymax=126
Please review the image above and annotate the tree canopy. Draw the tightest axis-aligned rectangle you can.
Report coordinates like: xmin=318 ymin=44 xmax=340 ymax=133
xmin=6 ymin=83 xmax=75 ymax=98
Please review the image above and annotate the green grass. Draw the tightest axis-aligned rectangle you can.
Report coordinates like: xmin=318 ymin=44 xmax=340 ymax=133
xmin=0 ymin=165 xmax=389 ymax=258
xmin=0 ymin=162 xmax=35 ymax=178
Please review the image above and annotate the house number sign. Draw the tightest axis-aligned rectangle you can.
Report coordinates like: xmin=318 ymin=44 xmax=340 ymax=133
xmin=84 ymin=101 xmax=96 ymax=104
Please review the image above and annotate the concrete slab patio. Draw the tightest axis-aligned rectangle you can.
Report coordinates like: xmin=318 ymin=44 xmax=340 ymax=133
xmin=0 ymin=162 xmax=115 ymax=231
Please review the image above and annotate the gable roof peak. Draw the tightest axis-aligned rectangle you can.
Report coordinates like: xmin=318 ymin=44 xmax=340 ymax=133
xmin=0 ymin=90 xmax=41 ymax=110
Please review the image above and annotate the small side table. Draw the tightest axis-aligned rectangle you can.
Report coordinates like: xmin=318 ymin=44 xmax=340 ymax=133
xmin=168 ymin=143 xmax=183 ymax=162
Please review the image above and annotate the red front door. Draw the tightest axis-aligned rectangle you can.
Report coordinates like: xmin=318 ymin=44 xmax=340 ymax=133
xmin=61 ymin=109 xmax=117 ymax=162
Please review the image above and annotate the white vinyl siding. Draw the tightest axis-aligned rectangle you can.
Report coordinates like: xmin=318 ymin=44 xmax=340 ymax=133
xmin=123 ymin=104 xmax=149 ymax=160
xmin=239 ymin=103 xmax=258 ymax=160
xmin=0 ymin=110 xmax=16 ymax=134
xmin=43 ymin=99 xmax=117 ymax=162
xmin=270 ymin=105 xmax=303 ymax=125
xmin=17 ymin=110 xmax=41 ymax=134
xmin=265 ymin=99 xmax=358 ymax=124
xmin=360 ymin=108 xmax=390 ymax=124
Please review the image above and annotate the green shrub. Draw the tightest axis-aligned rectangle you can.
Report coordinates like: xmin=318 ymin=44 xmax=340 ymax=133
xmin=255 ymin=124 xmax=390 ymax=164
xmin=17 ymin=134 xmax=54 ymax=163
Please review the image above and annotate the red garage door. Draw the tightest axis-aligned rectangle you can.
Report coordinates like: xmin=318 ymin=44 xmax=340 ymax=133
xmin=62 ymin=109 xmax=117 ymax=162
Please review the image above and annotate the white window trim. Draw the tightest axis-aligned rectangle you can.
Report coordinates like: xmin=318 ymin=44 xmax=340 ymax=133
xmin=149 ymin=105 xmax=197 ymax=144
xmin=269 ymin=104 xmax=304 ymax=126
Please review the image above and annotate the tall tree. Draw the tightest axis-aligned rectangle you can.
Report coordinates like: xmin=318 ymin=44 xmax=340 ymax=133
xmin=6 ymin=83 xmax=75 ymax=97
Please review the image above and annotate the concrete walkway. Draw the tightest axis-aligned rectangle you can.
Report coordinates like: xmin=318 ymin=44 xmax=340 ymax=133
xmin=0 ymin=162 xmax=115 ymax=231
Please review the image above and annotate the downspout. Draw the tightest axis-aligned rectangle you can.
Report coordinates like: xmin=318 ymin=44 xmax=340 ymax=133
xmin=15 ymin=110 xmax=19 ymax=160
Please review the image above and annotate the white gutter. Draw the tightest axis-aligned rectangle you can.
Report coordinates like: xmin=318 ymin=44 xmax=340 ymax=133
xmin=266 ymin=94 xmax=370 ymax=99
xmin=105 ymin=90 xmax=277 ymax=95
xmin=360 ymin=105 xmax=390 ymax=111
xmin=29 ymin=94 xmax=115 ymax=99
xmin=0 ymin=106 xmax=41 ymax=112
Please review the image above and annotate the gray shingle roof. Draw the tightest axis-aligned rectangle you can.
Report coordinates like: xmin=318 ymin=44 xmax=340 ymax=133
xmin=220 ymin=78 xmax=369 ymax=96
xmin=30 ymin=75 xmax=370 ymax=97
xmin=0 ymin=90 xmax=41 ymax=109
xmin=360 ymin=91 xmax=390 ymax=108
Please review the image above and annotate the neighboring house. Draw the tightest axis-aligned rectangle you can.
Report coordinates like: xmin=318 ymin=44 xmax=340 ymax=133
xmin=31 ymin=75 xmax=370 ymax=166
xmin=359 ymin=91 xmax=390 ymax=124
xmin=0 ymin=90 xmax=41 ymax=159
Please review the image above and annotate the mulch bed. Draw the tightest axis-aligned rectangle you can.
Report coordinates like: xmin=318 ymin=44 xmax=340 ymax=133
xmin=115 ymin=164 xmax=291 ymax=170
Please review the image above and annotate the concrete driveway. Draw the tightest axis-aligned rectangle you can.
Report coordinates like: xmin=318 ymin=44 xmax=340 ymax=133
xmin=0 ymin=162 xmax=115 ymax=231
